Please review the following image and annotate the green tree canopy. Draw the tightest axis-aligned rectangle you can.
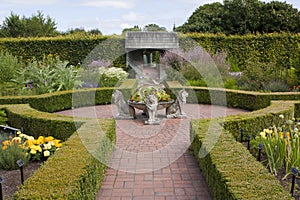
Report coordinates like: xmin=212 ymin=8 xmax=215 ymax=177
xmin=122 ymin=25 xmax=141 ymax=34
xmin=143 ymin=24 xmax=167 ymax=32
xmin=176 ymin=0 xmax=300 ymax=35
xmin=176 ymin=2 xmax=224 ymax=33
xmin=0 ymin=11 xmax=58 ymax=37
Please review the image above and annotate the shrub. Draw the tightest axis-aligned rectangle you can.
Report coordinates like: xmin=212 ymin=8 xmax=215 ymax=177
xmin=12 ymin=55 xmax=82 ymax=95
xmin=224 ymin=78 xmax=239 ymax=89
xmin=98 ymin=67 xmax=128 ymax=87
xmin=0 ymin=109 xmax=7 ymax=125
xmin=263 ymin=80 xmax=289 ymax=92
xmin=0 ymin=51 xmax=20 ymax=83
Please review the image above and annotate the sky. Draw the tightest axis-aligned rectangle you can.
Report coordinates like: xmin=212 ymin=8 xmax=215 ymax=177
xmin=0 ymin=0 xmax=300 ymax=35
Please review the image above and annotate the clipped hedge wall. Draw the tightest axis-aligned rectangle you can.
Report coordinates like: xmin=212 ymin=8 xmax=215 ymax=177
xmin=185 ymin=33 xmax=300 ymax=71
xmin=0 ymin=104 xmax=81 ymax=141
xmin=0 ymin=88 xmax=115 ymax=113
xmin=0 ymin=35 xmax=126 ymax=68
xmin=223 ymin=101 xmax=295 ymax=141
xmin=190 ymin=100 xmax=297 ymax=199
xmin=13 ymin=119 xmax=115 ymax=199
xmin=1 ymin=33 xmax=300 ymax=71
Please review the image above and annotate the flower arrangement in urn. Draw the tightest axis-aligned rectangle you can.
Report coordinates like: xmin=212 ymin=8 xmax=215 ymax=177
xmin=130 ymin=84 xmax=171 ymax=103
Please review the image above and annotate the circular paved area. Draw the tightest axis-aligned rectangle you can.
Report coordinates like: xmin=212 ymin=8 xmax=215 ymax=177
xmin=57 ymin=104 xmax=246 ymax=200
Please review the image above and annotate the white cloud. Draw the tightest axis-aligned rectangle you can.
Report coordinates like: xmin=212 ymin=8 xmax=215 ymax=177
xmin=120 ymin=23 xmax=131 ymax=29
xmin=122 ymin=12 xmax=144 ymax=22
xmin=0 ymin=0 xmax=60 ymax=5
xmin=81 ymin=0 xmax=134 ymax=9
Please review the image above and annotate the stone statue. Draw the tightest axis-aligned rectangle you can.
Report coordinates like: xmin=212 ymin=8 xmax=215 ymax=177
xmin=167 ymin=89 xmax=188 ymax=118
xmin=145 ymin=94 xmax=159 ymax=125
xmin=112 ymin=90 xmax=134 ymax=119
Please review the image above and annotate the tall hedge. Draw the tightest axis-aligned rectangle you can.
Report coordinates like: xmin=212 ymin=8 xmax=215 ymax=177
xmin=1 ymin=33 xmax=300 ymax=71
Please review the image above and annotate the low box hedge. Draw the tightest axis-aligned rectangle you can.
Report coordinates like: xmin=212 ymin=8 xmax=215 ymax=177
xmin=13 ymin=119 xmax=115 ymax=199
xmin=0 ymin=88 xmax=115 ymax=113
xmin=223 ymin=101 xmax=295 ymax=141
xmin=0 ymin=99 xmax=116 ymax=199
xmin=1 ymin=104 xmax=82 ymax=141
xmin=190 ymin=100 xmax=298 ymax=199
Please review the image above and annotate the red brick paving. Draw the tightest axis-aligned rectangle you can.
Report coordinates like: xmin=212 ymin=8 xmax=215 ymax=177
xmin=57 ymin=104 xmax=246 ymax=199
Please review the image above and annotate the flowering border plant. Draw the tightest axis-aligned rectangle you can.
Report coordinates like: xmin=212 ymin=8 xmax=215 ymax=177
xmin=130 ymin=84 xmax=171 ymax=103
xmin=252 ymin=114 xmax=300 ymax=178
xmin=1 ymin=131 xmax=62 ymax=161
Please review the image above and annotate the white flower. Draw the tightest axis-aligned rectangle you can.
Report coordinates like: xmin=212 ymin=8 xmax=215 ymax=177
xmin=279 ymin=114 xmax=284 ymax=119
xmin=43 ymin=150 xmax=50 ymax=157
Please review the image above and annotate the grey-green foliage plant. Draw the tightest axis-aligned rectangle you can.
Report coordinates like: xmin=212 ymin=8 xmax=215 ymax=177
xmin=0 ymin=142 xmax=29 ymax=170
xmin=0 ymin=51 xmax=20 ymax=83
xmin=12 ymin=55 xmax=82 ymax=95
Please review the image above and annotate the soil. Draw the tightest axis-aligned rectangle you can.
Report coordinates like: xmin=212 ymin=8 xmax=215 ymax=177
xmin=0 ymin=161 xmax=42 ymax=199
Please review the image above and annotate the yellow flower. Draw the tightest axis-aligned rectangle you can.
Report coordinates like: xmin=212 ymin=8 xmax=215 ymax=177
xmin=37 ymin=136 xmax=44 ymax=144
xmin=26 ymin=140 xmax=34 ymax=148
xmin=286 ymin=132 xmax=291 ymax=140
xmin=43 ymin=150 xmax=50 ymax=157
xmin=30 ymin=149 xmax=37 ymax=155
xmin=2 ymin=140 xmax=10 ymax=146
xmin=2 ymin=145 xmax=7 ymax=150
xmin=53 ymin=140 xmax=62 ymax=148
xmin=260 ymin=131 xmax=266 ymax=139
xmin=279 ymin=132 xmax=284 ymax=139
xmin=16 ymin=131 xmax=21 ymax=135
xmin=33 ymin=139 xmax=39 ymax=145
xmin=12 ymin=137 xmax=22 ymax=144
xmin=27 ymin=136 xmax=34 ymax=141
xmin=45 ymin=136 xmax=54 ymax=143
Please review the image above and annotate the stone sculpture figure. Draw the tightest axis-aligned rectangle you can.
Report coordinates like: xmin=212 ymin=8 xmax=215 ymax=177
xmin=112 ymin=90 xmax=134 ymax=119
xmin=145 ymin=94 xmax=159 ymax=125
xmin=167 ymin=89 xmax=188 ymax=118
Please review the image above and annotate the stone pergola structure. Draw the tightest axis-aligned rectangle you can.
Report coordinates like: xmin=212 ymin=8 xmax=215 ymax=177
xmin=125 ymin=31 xmax=179 ymax=79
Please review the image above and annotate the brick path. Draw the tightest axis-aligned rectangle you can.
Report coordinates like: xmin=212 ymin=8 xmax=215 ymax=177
xmin=57 ymin=104 xmax=246 ymax=199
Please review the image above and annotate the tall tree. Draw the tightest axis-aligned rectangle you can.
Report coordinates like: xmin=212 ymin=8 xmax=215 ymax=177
xmin=177 ymin=2 xmax=224 ymax=33
xmin=0 ymin=12 xmax=25 ymax=37
xmin=223 ymin=0 xmax=263 ymax=34
xmin=0 ymin=11 xmax=58 ymax=37
xmin=259 ymin=1 xmax=300 ymax=33
xmin=176 ymin=0 xmax=300 ymax=35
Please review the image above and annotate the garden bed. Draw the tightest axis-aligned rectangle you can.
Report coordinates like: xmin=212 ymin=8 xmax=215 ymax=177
xmin=0 ymin=161 xmax=42 ymax=199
